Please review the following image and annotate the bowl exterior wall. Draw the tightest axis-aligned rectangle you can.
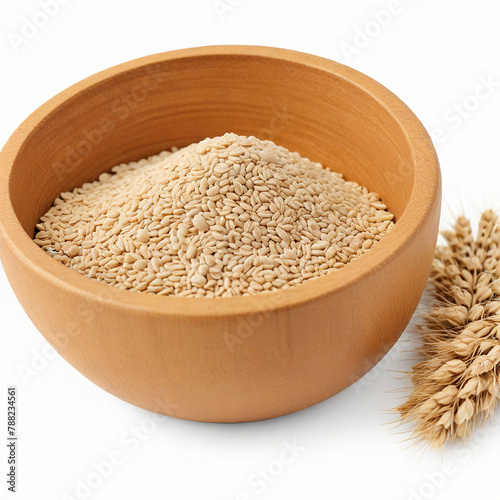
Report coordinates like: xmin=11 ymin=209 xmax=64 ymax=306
xmin=0 ymin=197 xmax=439 ymax=422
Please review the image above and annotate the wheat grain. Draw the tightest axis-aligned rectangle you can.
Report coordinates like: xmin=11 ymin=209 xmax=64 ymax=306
xmin=34 ymin=133 xmax=394 ymax=297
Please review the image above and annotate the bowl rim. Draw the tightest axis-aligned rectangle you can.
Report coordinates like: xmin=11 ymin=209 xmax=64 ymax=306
xmin=0 ymin=45 xmax=440 ymax=317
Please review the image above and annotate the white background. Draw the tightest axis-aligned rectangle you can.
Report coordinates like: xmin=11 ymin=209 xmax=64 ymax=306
xmin=1 ymin=1 xmax=500 ymax=499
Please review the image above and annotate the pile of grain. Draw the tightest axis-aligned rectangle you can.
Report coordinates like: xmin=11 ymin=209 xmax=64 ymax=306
xmin=34 ymin=133 xmax=394 ymax=297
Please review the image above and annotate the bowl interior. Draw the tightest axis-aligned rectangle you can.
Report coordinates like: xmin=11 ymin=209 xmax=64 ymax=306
xmin=8 ymin=51 xmax=415 ymax=238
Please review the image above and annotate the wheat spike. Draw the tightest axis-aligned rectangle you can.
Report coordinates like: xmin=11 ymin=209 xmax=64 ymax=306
xmin=397 ymin=210 xmax=500 ymax=449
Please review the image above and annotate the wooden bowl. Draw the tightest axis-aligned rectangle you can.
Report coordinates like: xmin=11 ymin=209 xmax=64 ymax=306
xmin=0 ymin=46 xmax=441 ymax=422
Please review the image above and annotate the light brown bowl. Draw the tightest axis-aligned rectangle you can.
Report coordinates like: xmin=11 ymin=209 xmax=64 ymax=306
xmin=0 ymin=46 xmax=441 ymax=422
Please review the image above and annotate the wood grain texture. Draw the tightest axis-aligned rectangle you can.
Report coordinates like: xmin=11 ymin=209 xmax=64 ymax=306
xmin=0 ymin=46 xmax=441 ymax=422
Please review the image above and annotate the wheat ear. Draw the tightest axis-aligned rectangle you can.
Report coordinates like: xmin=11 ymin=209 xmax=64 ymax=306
xmin=397 ymin=210 xmax=500 ymax=449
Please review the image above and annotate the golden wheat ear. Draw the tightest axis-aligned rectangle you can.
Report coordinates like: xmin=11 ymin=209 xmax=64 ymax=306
xmin=396 ymin=210 xmax=500 ymax=450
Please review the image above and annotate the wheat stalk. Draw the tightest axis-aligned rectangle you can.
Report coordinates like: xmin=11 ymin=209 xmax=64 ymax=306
xmin=397 ymin=210 xmax=500 ymax=449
